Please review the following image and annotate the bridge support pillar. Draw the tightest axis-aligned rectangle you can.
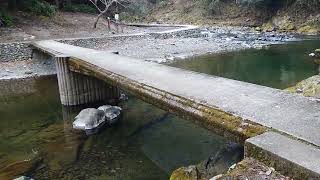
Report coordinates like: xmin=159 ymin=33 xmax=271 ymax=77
xmin=55 ymin=57 xmax=120 ymax=106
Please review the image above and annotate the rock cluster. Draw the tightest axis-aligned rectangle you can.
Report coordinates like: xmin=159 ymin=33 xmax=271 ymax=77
xmin=0 ymin=42 xmax=31 ymax=62
xmin=73 ymin=105 xmax=122 ymax=135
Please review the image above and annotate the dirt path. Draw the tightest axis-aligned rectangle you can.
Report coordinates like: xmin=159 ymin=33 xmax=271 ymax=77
xmin=0 ymin=12 xmax=175 ymax=43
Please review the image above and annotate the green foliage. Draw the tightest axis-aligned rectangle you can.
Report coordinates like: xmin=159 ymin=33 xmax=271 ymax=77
xmin=0 ymin=10 xmax=14 ymax=26
xmin=63 ymin=4 xmax=96 ymax=14
xmin=22 ymin=0 xmax=56 ymax=17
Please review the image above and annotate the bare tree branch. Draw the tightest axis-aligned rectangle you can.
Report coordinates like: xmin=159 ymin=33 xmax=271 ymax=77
xmin=89 ymin=0 xmax=128 ymax=28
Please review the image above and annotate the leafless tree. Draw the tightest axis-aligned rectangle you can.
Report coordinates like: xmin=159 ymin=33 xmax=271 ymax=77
xmin=89 ymin=0 xmax=127 ymax=28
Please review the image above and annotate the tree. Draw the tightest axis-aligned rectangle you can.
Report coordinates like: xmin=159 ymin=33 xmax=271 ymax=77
xmin=89 ymin=0 xmax=127 ymax=28
xmin=7 ymin=0 xmax=22 ymax=10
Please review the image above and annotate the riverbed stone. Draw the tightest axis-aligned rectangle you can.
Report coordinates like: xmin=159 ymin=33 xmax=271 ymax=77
xmin=73 ymin=108 xmax=106 ymax=130
xmin=38 ymin=123 xmax=87 ymax=171
xmin=315 ymin=49 xmax=320 ymax=58
xmin=170 ymin=142 xmax=243 ymax=180
xmin=0 ymin=152 xmax=42 ymax=179
xmin=14 ymin=176 xmax=34 ymax=180
xmin=98 ymin=105 xmax=122 ymax=125
xmin=285 ymin=75 xmax=320 ymax=98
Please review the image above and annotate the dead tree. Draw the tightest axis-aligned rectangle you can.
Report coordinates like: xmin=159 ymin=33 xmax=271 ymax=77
xmin=89 ymin=0 xmax=126 ymax=28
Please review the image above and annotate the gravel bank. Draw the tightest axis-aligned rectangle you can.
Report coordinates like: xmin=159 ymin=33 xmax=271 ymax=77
xmin=94 ymin=26 xmax=296 ymax=63
xmin=0 ymin=25 xmax=297 ymax=80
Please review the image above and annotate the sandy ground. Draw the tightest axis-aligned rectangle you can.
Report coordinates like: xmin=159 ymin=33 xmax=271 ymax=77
xmin=0 ymin=12 xmax=176 ymax=43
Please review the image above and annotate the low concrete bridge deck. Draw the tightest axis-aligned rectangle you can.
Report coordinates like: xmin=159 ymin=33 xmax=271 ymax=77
xmin=32 ymin=40 xmax=320 ymax=178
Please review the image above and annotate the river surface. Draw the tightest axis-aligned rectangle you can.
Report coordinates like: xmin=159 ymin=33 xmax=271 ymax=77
xmin=1 ymin=40 xmax=319 ymax=179
xmin=171 ymin=40 xmax=320 ymax=89
xmin=0 ymin=76 xmax=238 ymax=179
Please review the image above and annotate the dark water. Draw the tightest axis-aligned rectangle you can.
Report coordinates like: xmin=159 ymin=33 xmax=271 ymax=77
xmin=171 ymin=40 xmax=320 ymax=89
xmin=0 ymin=76 xmax=238 ymax=179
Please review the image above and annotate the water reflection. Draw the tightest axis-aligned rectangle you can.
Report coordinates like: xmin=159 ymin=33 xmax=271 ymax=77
xmin=171 ymin=40 xmax=320 ymax=89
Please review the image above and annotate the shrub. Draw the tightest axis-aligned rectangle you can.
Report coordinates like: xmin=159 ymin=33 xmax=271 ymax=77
xmin=0 ymin=11 xmax=14 ymax=26
xmin=63 ymin=4 xmax=96 ymax=14
xmin=22 ymin=0 xmax=56 ymax=17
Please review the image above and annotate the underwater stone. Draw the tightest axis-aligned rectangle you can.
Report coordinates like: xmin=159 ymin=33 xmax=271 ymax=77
xmin=73 ymin=108 xmax=106 ymax=131
xmin=14 ymin=176 xmax=34 ymax=180
xmin=98 ymin=105 xmax=122 ymax=125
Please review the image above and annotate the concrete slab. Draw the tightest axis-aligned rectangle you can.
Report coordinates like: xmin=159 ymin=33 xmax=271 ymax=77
xmin=245 ymin=132 xmax=320 ymax=179
xmin=31 ymin=40 xmax=320 ymax=147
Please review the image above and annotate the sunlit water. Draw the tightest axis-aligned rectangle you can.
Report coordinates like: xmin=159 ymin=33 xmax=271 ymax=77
xmin=171 ymin=40 xmax=320 ymax=89
xmin=0 ymin=76 xmax=238 ymax=179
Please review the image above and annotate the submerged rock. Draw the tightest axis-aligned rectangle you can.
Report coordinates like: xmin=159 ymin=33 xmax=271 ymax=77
xmin=170 ymin=142 xmax=243 ymax=180
xmin=309 ymin=49 xmax=320 ymax=64
xmin=73 ymin=108 xmax=106 ymax=134
xmin=14 ymin=176 xmax=34 ymax=180
xmin=315 ymin=49 xmax=320 ymax=58
xmin=119 ymin=93 xmax=129 ymax=101
xmin=285 ymin=75 xmax=320 ymax=99
xmin=73 ymin=106 xmax=122 ymax=134
xmin=0 ymin=152 xmax=42 ymax=180
xmin=97 ymin=105 xmax=122 ymax=125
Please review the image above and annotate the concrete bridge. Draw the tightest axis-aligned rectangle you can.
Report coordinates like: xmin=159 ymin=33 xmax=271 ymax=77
xmin=32 ymin=40 xmax=320 ymax=179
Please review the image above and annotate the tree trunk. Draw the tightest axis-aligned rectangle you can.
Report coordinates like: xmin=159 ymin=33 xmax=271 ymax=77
xmin=94 ymin=13 xmax=104 ymax=28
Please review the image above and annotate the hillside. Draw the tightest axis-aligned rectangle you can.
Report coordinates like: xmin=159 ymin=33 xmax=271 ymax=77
xmin=132 ymin=0 xmax=320 ymax=35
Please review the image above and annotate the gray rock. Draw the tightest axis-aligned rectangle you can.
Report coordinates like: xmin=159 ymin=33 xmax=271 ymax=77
xmin=98 ymin=105 xmax=122 ymax=125
xmin=119 ymin=93 xmax=128 ymax=101
xmin=73 ymin=108 xmax=106 ymax=131
xmin=14 ymin=176 xmax=34 ymax=180
xmin=24 ymin=70 xmax=33 ymax=75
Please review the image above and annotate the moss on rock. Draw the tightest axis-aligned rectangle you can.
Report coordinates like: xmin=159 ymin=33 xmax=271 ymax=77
xmin=170 ymin=166 xmax=199 ymax=180
xmin=285 ymin=75 xmax=320 ymax=98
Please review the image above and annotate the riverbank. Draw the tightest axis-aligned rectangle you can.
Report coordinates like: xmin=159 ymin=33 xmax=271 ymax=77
xmin=0 ymin=24 xmax=298 ymax=80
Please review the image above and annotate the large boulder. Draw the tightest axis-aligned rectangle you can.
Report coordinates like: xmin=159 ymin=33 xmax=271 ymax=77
xmin=285 ymin=75 xmax=320 ymax=99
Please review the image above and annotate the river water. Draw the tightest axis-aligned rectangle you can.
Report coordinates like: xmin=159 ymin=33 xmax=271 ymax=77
xmin=171 ymin=40 xmax=320 ymax=89
xmin=0 ymin=76 xmax=238 ymax=179
xmin=1 ymin=40 xmax=319 ymax=179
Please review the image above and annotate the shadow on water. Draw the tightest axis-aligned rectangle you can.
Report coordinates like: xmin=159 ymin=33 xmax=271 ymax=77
xmin=170 ymin=40 xmax=320 ymax=89
xmin=0 ymin=76 xmax=242 ymax=179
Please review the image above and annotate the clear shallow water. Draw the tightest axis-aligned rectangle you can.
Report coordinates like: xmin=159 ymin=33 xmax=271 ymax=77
xmin=0 ymin=76 xmax=238 ymax=179
xmin=171 ymin=40 xmax=320 ymax=89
